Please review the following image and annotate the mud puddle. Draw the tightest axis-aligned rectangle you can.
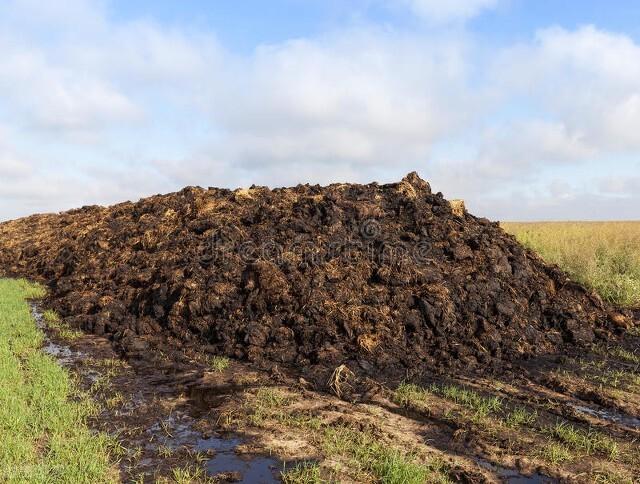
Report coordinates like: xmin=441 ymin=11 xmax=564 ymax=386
xmin=31 ymin=303 xmax=282 ymax=482
xmin=572 ymin=404 xmax=640 ymax=428
xmin=195 ymin=436 xmax=281 ymax=483
xmin=476 ymin=459 xmax=555 ymax=483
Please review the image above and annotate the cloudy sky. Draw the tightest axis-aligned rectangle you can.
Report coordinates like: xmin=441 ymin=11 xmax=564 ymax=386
xmin=1 ymin=0 xmax=639 ymax=221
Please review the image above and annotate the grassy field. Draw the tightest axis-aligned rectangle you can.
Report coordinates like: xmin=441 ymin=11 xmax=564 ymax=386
xmin=502 ymin=222 xmax=640 ymax=308
xmin=0 ymin=279 xmax=116 ymax=483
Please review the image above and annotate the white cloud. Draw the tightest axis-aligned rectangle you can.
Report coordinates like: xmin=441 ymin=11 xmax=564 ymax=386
xmin=495 ymin=26 xmax=640 ymax=153
xmin=392 ymin=0 xmax=499 ymax=22
xmin=0 ymin=54 xmax=141 ymax=131
xmin=598 ymin=176 xmax=640 ymax=196
xmin=474 ymin=120 xmax=594 ymax=178
xmin=427 ymin=25 xmax=640 ymax=217
xmin=198 ymin=31 xmax=478 ymax=177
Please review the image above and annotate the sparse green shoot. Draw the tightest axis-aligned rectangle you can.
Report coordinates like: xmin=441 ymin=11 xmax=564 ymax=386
xmin=545 ymin=422 xmax=619 ymax=460
xmin=169 ymin=465 xmax=211 ymax=483
xmin=436 ymin=384 xmax=502 ymax=418
xmin=395 ymin=382 xmax=503 ymax=421
xmin=210 ymin=355 xmax=230 ymax=372
xmin=282 ymin=461 xmax=323 ymax=484
xmin=158 ymin=445 xmax=173 ymax=458
xmin=538 ymin=442 xmax=573 ymax=464
xmin=609 ymin=347 xmax=640 ymax=365
xmin=393 ymin=382 xmax=430 ymax=408
xmin=42 ymin=309 xmax=82 ymax=340
xmin=505 ymin=407 xmax=537 ymax=428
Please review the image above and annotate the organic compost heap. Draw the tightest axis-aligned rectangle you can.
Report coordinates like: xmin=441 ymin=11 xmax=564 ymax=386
xmin=0 ymin=173 xmax=624 ymax=376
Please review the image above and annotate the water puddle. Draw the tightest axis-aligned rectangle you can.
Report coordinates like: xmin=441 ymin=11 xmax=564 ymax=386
xmin=32 ymin=304 xmax=84 ymax=366
xmin=42 ymin=340 xmax=75 ymax=361
xmin=572 ymin=404 xmax=640 ymax=428
xmin=147 ymin=412 xmax=201 ymax=449
xmin=195 ymin=436 xmax=282 ymax=483
xmin=477 ymin=459 xmax=555 ymax=483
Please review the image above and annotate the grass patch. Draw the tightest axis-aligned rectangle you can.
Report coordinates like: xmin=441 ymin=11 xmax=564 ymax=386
xmin=248 ymin=387 xmax=297 ymax=427
xmin=394 ymin=382 xmax=505 ymax=424
xmin=393 ymin=382 xmax=431 ymax=408
xmin=538 ymin=442 xmax=573 ymax=464
xmin=544 ymin=422 xmax=619 ymax=460
xmin=438 ymin=384 xmax=503 ymax=417
xmin=502 ymin=222 xmax=640 ymax=307
xmin=505 ymin=407 xmax=537 ymax=428
xmin=608 ymin=347 xmax=640 ymax=365
xmin=591 ymin=468 xmax=635 ymax=484
xmin=254 ymin=387 xmax=293 ymax=407
xmin=209 ymin=355 xmax=230 ymax=372
xmin=0 ymin=278 xmax=117 ymax=482
xmin=167 ymin=465 xmax=212 ymax=484
xmin=246 ymin=385 xmax=450 ymax=483
xmin=281 ymin=461 xmax=323 ymax=484
xmin=42 ymin=309 xmax=82 ymax=340
xmin=321 ymin=426 xmax=450 ymax=484
xmin=593 ymin=344 xmax=640 ymax=366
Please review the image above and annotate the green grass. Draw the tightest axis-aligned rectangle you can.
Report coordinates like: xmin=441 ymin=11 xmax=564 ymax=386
xmin=502 ymin=222 xmax=640 ymax=307
xmin=544 ymin=422 xmax=619 ymax=460
xmin=607 ymin=346 xmax=640 ymax=365
xmin=246 ymin=385 xmax=450 ymax=483
xmin=168 ymin=465 xmax=212 ymax=483
xmin=505 ymin=407 xmax=537 ymax=428
xmin=0 ymin=278 xmax=117 ymax=483
xmin=209 ymin=355 xmax=230 ymax=372
xmin=281 ymin=461 xmax=323 ymax=484
xmin=42 ymin=309 xmax=82 ymax=340
xmin=321 ymin=426 xmax=451 ymax=484
xmin=538 ymin=442 xmax=573 ymax=464
xmin=248 ymin=387 xmax=297 ymax=427
xmin=393 ymin=382 xmax=504 ymax=425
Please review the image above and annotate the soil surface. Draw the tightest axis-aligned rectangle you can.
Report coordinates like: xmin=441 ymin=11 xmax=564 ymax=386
xmin=0 ymin=173 xmax=633 ymax=391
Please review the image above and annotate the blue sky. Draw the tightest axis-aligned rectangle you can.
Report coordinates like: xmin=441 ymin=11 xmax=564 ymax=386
xmin=1 ymin=0 xmax=639 ymax=221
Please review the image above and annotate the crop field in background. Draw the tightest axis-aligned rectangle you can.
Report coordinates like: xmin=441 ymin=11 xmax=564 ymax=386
xmin=502 ymin=222 xmax=640 ymax=308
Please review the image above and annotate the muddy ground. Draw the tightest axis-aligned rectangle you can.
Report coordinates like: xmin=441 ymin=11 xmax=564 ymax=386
xmin=36 ymin=303 xmax=639 ymax=483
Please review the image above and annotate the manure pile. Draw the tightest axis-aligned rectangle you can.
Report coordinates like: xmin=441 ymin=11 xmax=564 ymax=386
xmin=0 ymin=173 xmax=621 ymax=377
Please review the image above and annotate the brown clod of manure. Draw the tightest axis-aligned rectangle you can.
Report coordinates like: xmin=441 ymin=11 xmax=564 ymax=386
xmin=0 ymin=172 xmax=618 ymax=381
xmin=450 ymin=199 xmax=466 ymax=217
xmin=608 ymin=311 xmax=631 ymax=329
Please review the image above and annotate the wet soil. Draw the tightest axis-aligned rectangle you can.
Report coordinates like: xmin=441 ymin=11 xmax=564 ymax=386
xmin=32 ymin=304 xmax=283 ymax=483
xmin=31 ymin=303 xmax=640 ymax=483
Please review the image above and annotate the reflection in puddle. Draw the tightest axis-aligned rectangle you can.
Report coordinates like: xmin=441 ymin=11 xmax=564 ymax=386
xmin=195 ymin=436 xmax=242 ymax=452
xmin=147 ymin=413 xmax=201 ymax=449
xmin=195 ymin=436 xmax=281 ymax=483
xmin=477 ymin=459 xmax=555 ymax=483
